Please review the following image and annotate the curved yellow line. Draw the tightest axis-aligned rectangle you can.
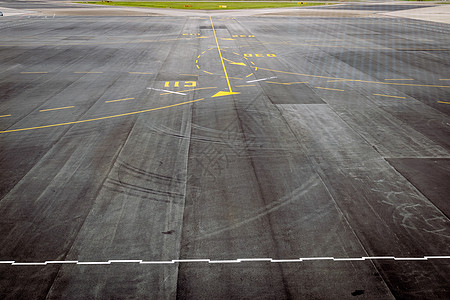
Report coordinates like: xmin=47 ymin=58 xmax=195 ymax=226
xmin=0 ymin=98 xmax=205 ymax=135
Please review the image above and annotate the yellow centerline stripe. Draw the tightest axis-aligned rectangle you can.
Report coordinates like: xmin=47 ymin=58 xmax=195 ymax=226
xmin=20 ymin=72 xmax=48 ymax=74
xmin=384 ymin=79 xmax=414 ymax=81
xmin=373 ymin=94 xmax=406 ymax=99
xmin=236 ymin=84 xmax=256 ymax=87
xmin=210 ymin=16 xmax=234 ymax=94
xmin=0 ymin=114 xmax=11 ymax=118
xmin=1 ymin=98 xmax=205 ymax=134
xmin=251 ymin=66 xmax=450 ymax=88
xmin=316 ymin=87 xmax=345 ymax=92
xmin=437 ymin=101 xmax=450 ymax=105
xmin=221 ymin=76 xmax=243 ymax=80
xmin=245 ymin=73 xmax=254 ymax=78
xmin=105 ymin=98 xmax=135 ymax=103
xmin=39 ymin=106 xmax=75 ymax=112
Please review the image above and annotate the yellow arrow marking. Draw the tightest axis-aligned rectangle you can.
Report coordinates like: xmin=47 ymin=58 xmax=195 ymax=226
xmin=210 ymin=16 xmax=240 ymax=98
xmin=212 ymin=91 xmax=240 ymax=98
xmin=223 ymin=57 xmax=247 ymax=66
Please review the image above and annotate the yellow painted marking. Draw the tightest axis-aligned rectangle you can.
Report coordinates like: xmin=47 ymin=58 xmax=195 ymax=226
xmin=439 ymin=79 xmax=450 ymax=81
xmin=1 ymin=99 xmax=206 ymax=134
xmin=203 ymin=71 xmax=214 ymax=75
xmin=128 ymin=72 xmax=152 ymax=75
xmin=160 ymin=86 xmax=217 ymax=95
xmin=212 ymin=91 xmax=239 ymax=98
xmin=74 ymin=72 xmax=103 ymax=74
xmin=384 ymin=78 xmax=414 ymax=81
xmin=437 ymin=101 xmax=450 ymax=105
xmin=236 ymin=85 xmax=256 ymax=87
xmin=197 ymin=36 xmax=208 ymax=39
xmin=246 ymin=73 xmax=254 ymax=78
xmin=221 ymin=38 xmax=235 ymax=41
xmin=315 ymin=87 xmax=345 ymax=92
xmin=164 ymin=82 xmax=170 ymax=87
xmin=233 ymin=52 xmax=240 ymax=56
xmin=222 ymin=57 xmax=246 ymax=66
xmin=196 ymin=60 xmax=199 ymax=64
xmin=20 ymin=72 xmax=48 ymax=74
xmin=210 ymin=16 xmax=238 ymax=97
xmin=252 ymin=66 xmax=450 ymax=88
xmin=373 ymin=94 xmax=406 ymax=99
xmin=40 ymin=106 xmax=75 ymax=112
xmin=250 ymin=62 xmax=255 ymax=65
xmin=0 ymin=114 xmax=11 ymax=118
xmin=221 ymin=76 xmax=242 ymax=80
xmin=267 ymin=81 xmax=307 ymax=85
xmin=197 ymin=55 xmax=201 ymax=59
xmin=185 ymin=81 xmax=197 ymax=87
xmin=105 ymin=97 xmax=135 ymax=103
xmin=174 ymin=82 xmax=180 ymax=87
xmin=196 ymin=65 xmax=200 ymax=69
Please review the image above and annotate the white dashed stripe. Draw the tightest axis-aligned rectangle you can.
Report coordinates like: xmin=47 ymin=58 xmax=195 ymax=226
xmin=1 ymin=256 xmax=449 ymax=266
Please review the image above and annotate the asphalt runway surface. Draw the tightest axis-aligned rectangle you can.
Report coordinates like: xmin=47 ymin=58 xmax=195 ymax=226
xmin=0 ymin=3 xmax=449 ymax=299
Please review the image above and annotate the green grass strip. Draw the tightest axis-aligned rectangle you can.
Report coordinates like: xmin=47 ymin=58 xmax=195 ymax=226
xmin=82 ymin=1 xmax=329 ymax=10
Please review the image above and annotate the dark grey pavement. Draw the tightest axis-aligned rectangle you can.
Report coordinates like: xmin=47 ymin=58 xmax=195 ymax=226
xmin=0 ymin=5 xmax=449 ymax=299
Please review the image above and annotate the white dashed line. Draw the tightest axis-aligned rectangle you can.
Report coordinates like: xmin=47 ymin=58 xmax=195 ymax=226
xmin=2 ymin=256 xmax=448 ymax=266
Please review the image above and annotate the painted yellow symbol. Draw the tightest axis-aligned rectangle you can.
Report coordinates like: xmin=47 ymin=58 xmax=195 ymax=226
xmin=231 ymin=35 xmax=255 ymax=38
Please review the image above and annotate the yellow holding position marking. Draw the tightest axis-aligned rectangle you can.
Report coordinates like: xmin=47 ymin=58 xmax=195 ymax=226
xmin=0 ymin=114 xmax=11 ymax=118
